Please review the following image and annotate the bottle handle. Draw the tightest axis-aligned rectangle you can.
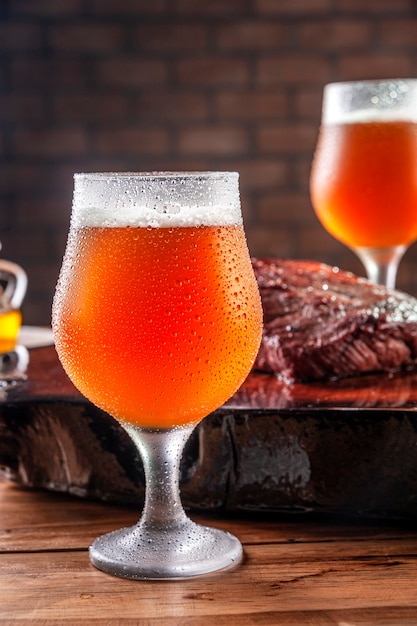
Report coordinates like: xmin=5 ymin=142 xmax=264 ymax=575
xmin=0 ymin=259 xmax=28 ymax=310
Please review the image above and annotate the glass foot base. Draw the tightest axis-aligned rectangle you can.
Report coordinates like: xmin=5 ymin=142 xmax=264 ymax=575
xmin=89 ymin=519 xmax=243 ymax=580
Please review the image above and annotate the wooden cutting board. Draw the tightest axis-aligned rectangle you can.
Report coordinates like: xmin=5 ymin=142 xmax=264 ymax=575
xmin=1 ymin=345 xmax=417 ymax=519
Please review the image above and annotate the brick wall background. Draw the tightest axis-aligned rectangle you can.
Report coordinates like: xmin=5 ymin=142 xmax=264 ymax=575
xmin=2 ymin=0 xmax=417 ymax=325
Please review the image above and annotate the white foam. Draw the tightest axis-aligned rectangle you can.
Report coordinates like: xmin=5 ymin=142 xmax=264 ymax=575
xmin=322 ymin=79 xmax=417 ymax=125
xmin=71 ymin=172 xmax=242 ymax=228
xmin=323 ymin=106 xmax=417 ymax=126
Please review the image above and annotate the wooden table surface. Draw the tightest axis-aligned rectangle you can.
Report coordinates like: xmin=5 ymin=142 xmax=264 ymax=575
xmin=1 ymin=480 xmax=417 ymax=625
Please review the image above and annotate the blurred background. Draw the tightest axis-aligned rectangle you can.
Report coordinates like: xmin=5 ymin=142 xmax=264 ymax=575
xmin=2 ymin=0 xmax=417 ymax=326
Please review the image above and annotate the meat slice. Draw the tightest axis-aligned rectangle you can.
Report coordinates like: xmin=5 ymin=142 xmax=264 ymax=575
xmin=253 ymin=258 xmax=417 ymax=383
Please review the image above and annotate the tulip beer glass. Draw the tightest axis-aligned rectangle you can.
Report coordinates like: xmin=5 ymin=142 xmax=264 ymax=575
xmin=52 ymin=172 xmax=263 ymax=579
xmin=310 ymin=79 xmax=417 ymax=289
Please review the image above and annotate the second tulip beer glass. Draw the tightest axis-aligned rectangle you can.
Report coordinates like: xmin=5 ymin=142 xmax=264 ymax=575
xmin=310 ymin=79 xmax=417 ymax=289
xmin=52 ymin=172 xmax=263 ymax=579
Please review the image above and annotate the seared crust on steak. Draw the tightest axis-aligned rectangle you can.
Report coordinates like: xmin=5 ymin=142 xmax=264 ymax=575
xmin=253 ymin=258 xmax=417 ymax=382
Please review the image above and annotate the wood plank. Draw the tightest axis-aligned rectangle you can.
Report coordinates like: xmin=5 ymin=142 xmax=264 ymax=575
xmin=2 ymin=482 xmax=417 ymax=552
xmin=2 ymin=482 xmax=417 ymax=624
xmin=1 ymin=547 xmax=417 ymax=622
xmin=3 ymin=608 xmax=417 ymax=626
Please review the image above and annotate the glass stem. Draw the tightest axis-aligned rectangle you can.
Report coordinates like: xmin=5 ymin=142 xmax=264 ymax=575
xmin=124 ymin=424 xmax=194 ymax=529
xmin=354 ymin=245 xmax=406 ymax=290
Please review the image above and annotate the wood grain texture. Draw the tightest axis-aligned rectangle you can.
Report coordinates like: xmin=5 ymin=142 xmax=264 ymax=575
xmin=4 ymin=347 xmax=417 ymax=520
xmin=2 ymin=481 xmax=417 ymax=624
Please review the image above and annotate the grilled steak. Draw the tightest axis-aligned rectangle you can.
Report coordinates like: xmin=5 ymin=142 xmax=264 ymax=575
xmin=253 ymin=258 xmax=417 ymax=382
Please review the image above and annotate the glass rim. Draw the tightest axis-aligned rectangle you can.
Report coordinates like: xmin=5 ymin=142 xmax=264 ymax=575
xmin=74 ymin=171 xmax=239 ymax=181
xmin=324 ymin=77 xmax=417 ymax=90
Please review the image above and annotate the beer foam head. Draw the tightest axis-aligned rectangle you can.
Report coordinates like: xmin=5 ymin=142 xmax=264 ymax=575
xmin=72 ymin=172 xmax=242 ymax=228
xmin=322 ymin=79 xmax=417 ymax=125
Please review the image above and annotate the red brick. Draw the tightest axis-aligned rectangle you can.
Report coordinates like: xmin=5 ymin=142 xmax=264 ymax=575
xmin=0 ymin=23 xmax=42 ymax=51
xmin=293 ymin=87 xmax=323 ymax=121
xmin=215 ymin=20 xmax=289 ymax=50
xmin=4 ymin=0 xmax=417 ymax=326
xmin=177 ymin=126 xmax=248 ymax=156
xmin=215 ymin=90 xmax=288 ymax=120
xmin=21 ymin=299 xmax=51 ymax=326
xmin=96 ymin=58 xmax=168 ymax=87
xmin=49 ymin=23 xmax=125 ymax=52
xmin=0 ymin=94 xmax=45 ymax=123
xmin=134 ymin=92 xmax=208 ymax=121
xmin=256 ymin=0 xmax=332 ymax=15
xmin=231 ymin=158 xmax=289 ymax=191
xmin=26 ymin=263 xmax=65 ymax=295
xmin=247 ymin=225 xmax=293 ymax=258
xmin=11 ymin=164 xmax=75 ymax=195
xmin=257 ymin=123 xmax=317 ymax=155
xmin=298 ymin=224 xmax=357 ymax=258
xmin=294 ymin=157 xmax=317 ymax=192
xmin=15 ymin=193 xmax=71 ymax=229
xmin=396 ymin=258 xmax=417 ymax=295
xmin=134 ymin=23 xmax=208 ymax=52
xmin=0 ymin=234 xmax=23 ymax=268
xmin=257 ymin=190 xmax=313 ymax=226
xmin=378 ymin=19 xmax=417 ymax=47
xmin=52 ymin=93 xmax=128 ymax=122
xmin=90 ymin=0 xmax=168 ymax=14
xmin=10 ymin=0 xmax=82 ymax=16
xmin=24 ymin=263 xmax=61 ymax=310
xmin=338 ymin=0 xmax=411 ymax=12
xmin=0 ymin=197 xmax=12 ymax=230
xmin=4 ymin=229 xmax=55 ymax=266
xmin=177 ymin=57 xmax=249 ymax=86
xmin=257 ymin=55 xmax=332 ymax=85
xmin=0 ymin=164 xmax=46 ymax=193
xmin=94 ymin=127 xmax=170 ymax=156
xmin=131 ymin=156 xmax=213 ymax=173
xmin=13 ymin=128 xmax=88 ymax=158
xmin=176 ymin=0 xmax=252 ymax=16
xmin=12 ymin=59 xmax=88 ymax=88
xmin=297 ymin=19 xmax=372 ymax=50
xmin=338 ymin=54 xmax=413 ymax=81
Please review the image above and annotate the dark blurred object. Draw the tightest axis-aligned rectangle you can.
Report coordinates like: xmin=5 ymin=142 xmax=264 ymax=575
xmin=0 ymin=345 xmax=29 ymax=396
xmin=0 ymin=254 xmax=28 ymax=353
xmin=0 ymin=345 xmax=29 ymax=378
xmin=2 ymin=346 xmax=417 ymax=519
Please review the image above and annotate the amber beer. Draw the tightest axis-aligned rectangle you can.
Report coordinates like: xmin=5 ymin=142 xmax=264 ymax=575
xmin=0 ymin=258 xmax=27 ymax=352
xmin=311 ymin=119 xmax=417 ymax=249
xmin=53 ymin=175 xmax=262 ymax=429
xmin=0 ymin=309 xmax=22 ymax=352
